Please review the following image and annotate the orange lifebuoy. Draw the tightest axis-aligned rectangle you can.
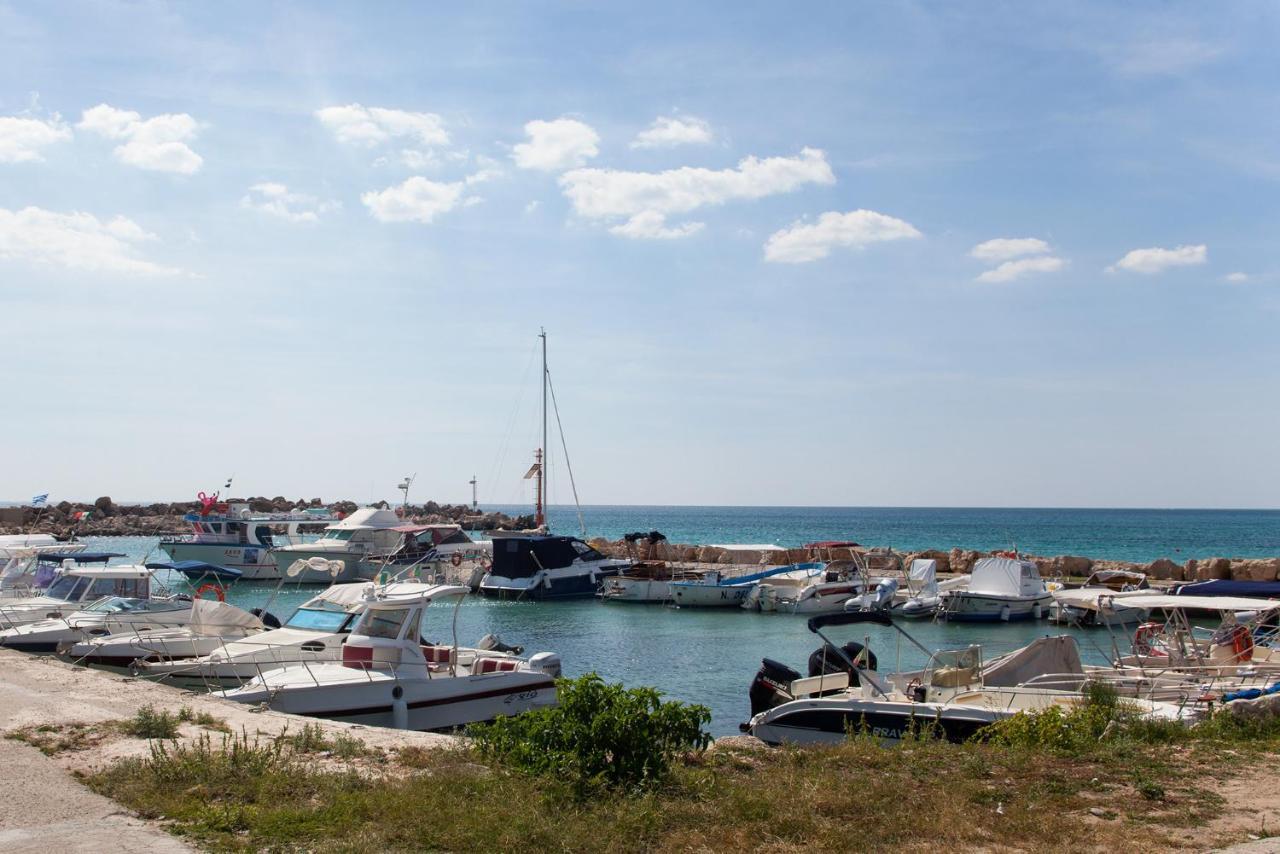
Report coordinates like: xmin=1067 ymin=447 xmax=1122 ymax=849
xmin=195 ymin=583 xmax=226 ymax=602
xmin=1228 ymin=625 xmax=1255 ymax=662
xmin=450 ymin=553 xmax=463 ymax=567
xmin=1133 ymin=622 xmax=1165 ymax=657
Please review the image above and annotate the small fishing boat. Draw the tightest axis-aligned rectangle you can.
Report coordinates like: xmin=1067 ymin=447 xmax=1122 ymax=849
xmin=159 ymin=497 xmax=336 ymax=580
xmin=670 ymin=563 xmax=825 ymax=608
xmin=221 ymin=584 xmax=561 ymax=731
xmin=742 ymin=611 xmax=1184 ymax=746
xmin=478 ymin=535 xmax=629 ymax=600
xmin=939 ymin=556 xmax=1052 ymax=622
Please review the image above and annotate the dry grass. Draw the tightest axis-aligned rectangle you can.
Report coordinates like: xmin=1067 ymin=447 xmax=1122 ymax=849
xmin=83 ymin=727 xmax=1261 ymax=852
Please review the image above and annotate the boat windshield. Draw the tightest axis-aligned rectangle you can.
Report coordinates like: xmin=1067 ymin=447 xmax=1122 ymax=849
xmin=82 ymin=596 xmax=150 ymax=613
xmin=44 ymin=575 xmax=90 ymax=601
xmin=322 ymin=530 xmax=357 ymax=542
xmin=285 ymin=606 xmax=354 ymax=632
xmin=355 ymin=607 xmax=410 ymax=640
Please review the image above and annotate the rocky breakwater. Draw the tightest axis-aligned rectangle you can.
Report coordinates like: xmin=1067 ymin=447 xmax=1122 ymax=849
xmin=589 ymin=538 xmax=1280 ymax=583
xmin=0 ymin=496 xmax=534 ymax=539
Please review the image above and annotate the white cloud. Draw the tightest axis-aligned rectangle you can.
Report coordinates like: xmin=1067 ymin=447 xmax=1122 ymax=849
xmin=560 ymin=147 xmax=834 ymax=239
xmin=512 ymin=118 xmax=599 ymax=171
xmin=1112 ymin=38 xmax=1223 ymax=76
xmin=631 ymin=115 xmax=713 ymax=149
xmin=1106 ymin=244 xmax=1207 ymax=274
xmin=969 ymin=237 xmax=1050 ymax=262
xmin=1224 ymin=272 xmax=1250 ymax=283
xmin=0 ymin=114 xmax=71 ymax=163
xmin=976 ymin=255 xmax=1067 ymax=283
xmin=77 ymin=104 xmax=203 ymax=174
xmin=0 ymin=206 xmax=182 ymax=275
xmin=609 ymin=211 xmax=705 ymax=240
xmin=524 ymin=201 xmax=540 ymax=214
xmin=315 ymin=104 xmax=448 ymax=148
xmin=361 ymin=176 xmax=466 ymax=223
xmin=764 ymin=209 xmax=921 ymax=263
xmin=241 ymin=183 xmax=339 ymax=224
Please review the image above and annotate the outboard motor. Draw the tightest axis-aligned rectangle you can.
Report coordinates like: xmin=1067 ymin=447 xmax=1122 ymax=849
xmin=477 ymin=633 xmax=525 ymax=656
xmin=807 ymin=641 xmax=878 ymax=686
xmin=748 ymin=657 xmax=802 ymax=717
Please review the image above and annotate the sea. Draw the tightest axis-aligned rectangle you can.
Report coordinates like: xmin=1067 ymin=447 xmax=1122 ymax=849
xmin=52 ymin=506 xmax=1280 ymax=736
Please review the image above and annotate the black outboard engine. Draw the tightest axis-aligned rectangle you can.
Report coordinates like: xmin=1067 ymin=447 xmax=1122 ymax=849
xmin=748 ymin=657 xmax=802 ymax=717
xmin=807 ymin=641 xmax=877 ymax=686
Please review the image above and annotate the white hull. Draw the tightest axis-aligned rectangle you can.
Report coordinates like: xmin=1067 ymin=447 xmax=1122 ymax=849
xmin=64 ymin=628 xmax=259 ymax=668
xmin=224 ymin=665 xmax=557 ymax=731
xmin=941 ymin=591 xmax=1052 ymax=622
xmin=601 ymin=576 xmax=680 ymax=603
xmin=670 ymin=583 xmax=755 ymax=607
xmin=136 ymin=629 xmax=348 ymax=687
xmin=161 ymin=542 xmax=281 ymax=579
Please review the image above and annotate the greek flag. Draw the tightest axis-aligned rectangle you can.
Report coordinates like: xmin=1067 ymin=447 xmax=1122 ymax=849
xmin=31 ymin=493 xmax=48 ymax=507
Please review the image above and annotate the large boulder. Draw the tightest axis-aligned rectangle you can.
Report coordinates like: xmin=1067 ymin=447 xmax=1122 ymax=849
xmin=697 ymin=546 xmax=722 ymax=564
xmin=1230 ymin=559 xmax=1280 ymax=583
xmin=1145 ymin=558 xmax=1182 ymax=582
xmin=1195 ymin=557 xmax=1232 ymax=581
xmin=93 ymin=496 xmax=115 ymax=518
xmin=949 ymin=548 xmax=980 ymax=574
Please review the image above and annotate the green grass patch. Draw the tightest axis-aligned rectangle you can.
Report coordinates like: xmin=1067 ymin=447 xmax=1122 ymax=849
xmin=120 ymin=705 xmax=180 ymax=740
xmin=176 ymin=705 xmax=231 ymax=733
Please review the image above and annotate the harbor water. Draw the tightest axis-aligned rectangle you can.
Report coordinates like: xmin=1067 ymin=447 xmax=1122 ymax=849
xmin=83 ymin=508 xmax=1280 ymax=736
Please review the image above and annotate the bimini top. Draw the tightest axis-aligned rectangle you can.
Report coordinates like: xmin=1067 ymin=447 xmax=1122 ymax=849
xmin=362 ymin=584 xmax=469 ymax=610
xmin=312 ymin=580 xmax=457 ymax=609
xmin=1111 ymin=593 xmax=1280 ymax=614
xmin=63 ymin=564 xmax=153 ymax=579
xmin=1174 ymin=580 xmax=1280 ymax=600
xmin=146 ymin=560 xmax=243 ymax=581
xmin=325 ymin=508 xmax=402 ymax=531
xmin=490 ymin=535 xmax=605 ymax=579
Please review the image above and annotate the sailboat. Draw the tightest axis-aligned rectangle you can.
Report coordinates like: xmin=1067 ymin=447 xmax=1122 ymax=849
xmin=479 ymin=330 xmax=629 ymax=600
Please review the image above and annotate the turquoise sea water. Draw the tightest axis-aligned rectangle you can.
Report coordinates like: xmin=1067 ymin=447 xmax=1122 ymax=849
xmin=497 ymin=505 xmax=1280 ymax=563
xmin=78 ymin=505 xmax=1277 ymax=736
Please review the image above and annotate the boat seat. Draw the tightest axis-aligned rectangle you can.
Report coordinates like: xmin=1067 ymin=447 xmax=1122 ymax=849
xmin=789 ymin=672 xmax=850 ymax=698
xmin=421 ymin=644 xmax=455 ymax=665
xmin=342 ymin=645 xmax=374 ymax=670
xmin=473 ymin=657 xmax=519 ymax=674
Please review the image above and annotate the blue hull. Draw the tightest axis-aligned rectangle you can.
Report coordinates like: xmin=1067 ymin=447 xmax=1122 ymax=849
xmin=480 ymin=568 xmax=621 ymax=601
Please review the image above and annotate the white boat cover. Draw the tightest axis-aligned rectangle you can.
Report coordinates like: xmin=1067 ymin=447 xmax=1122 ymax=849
xmin=983 ymin=636 xmax=1083 ymax=687
xmin=967 ymin=557 xmax=1045 ymax=597
xmin=312 ymin=581 xmax=464 ymax=609
xmin=189 ymin=598 xmax=265 ymax=631
xmin=1109 ymin=594 xmax=1280 ymax=613
xmin=1051 ymin=587 xmax=1150 ymax=611
xmin=324 ymin=508 xmax=402 ymax=531
xmin=909 ymin=559 xmax=938 ymax=596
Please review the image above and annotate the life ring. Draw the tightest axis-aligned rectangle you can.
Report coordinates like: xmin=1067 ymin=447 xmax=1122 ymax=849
xmin=1132 ymin=622 xmax=1165 ymax=657
xmin=450 ymin=553 xmax=463 ymax=567
xmin=195 ymin=583 xmax=226 ymax=602
xmin=1227 ymin=624 xmax=1254 ymax=662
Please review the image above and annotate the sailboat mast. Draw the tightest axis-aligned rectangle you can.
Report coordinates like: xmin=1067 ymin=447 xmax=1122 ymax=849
xmin=538 ymin=328 xmax=548 ymax=529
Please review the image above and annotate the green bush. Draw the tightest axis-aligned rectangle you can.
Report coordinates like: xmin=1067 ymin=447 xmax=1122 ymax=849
xmin=121 ymin=705 xmax=180 ymax=740
xmin=975 ymin=682 xmax=1181 ymax=754
xmin=468 ymin=673 xmax=711 ymax=795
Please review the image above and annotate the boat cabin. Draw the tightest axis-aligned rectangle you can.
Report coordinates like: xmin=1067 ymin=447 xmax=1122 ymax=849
xmin=174 ymin=504 xmax=336 ymax=549
xmin=383 ymin=524 xmax=480 ymax=563
xmin=339 ymin=585 xmax=469 ymax=672
xmin=40 ymin=561 xmax=153 ymax=603
xmin=968 ymin=557 xmax=1047 ymax=598
xmin=490 ymin=535 xmax=607 ymax=579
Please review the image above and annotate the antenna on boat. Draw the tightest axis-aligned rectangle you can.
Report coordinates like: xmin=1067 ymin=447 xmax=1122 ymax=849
xmin=469 ymin=476 xmax=478 ymax=511
xmin=398 ymin=474 xmax=416 ymax=518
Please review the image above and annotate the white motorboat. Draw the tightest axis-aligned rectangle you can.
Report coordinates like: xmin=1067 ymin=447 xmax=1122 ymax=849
xmin=1108 ymin=593 xmax=1280 ymax=676
xmin=1048 ymin=570 xmax=1150 ymax=626
xmin=222 ymin=584 xmax=561 ymax=731
xmin=363 ymin=524 xmax=492 ymax=589
xmin=0 ymin=592 xmax=199 ymax=653
xmin=895 ymin=559 xmax=943 ymax=619
xmin=939 ymin=556 xmax=1052 ymax=622
xmin=743 ymin=611 xmax=1185 ymax=746
xmin=0 ymin=537 xmax=88 ymax=593
xmin=160 ymin=501 xmax=335 ymax=581
xmin=600 ymin=562 xmax=709 ymax=603
xmin=478 ymin=535 xmax=629 ymax=600
xmin=0 ymin=553 xmax=147 ymax=629
xmin=60 ymin=596 xmax=271 ymax=668
xmin=745 ymin=560 xmax=872 ymax=614
xmin=136 ymin=580 xmax=439 ymax=687
xmin=271 ymin=508 xmax=404 ymax=582
xmin=670 ymin=563 xmax=825 ymax=608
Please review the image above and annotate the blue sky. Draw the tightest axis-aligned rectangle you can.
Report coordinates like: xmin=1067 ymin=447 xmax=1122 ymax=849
xmin=1 ymin=2 xmax=1277 ymax=509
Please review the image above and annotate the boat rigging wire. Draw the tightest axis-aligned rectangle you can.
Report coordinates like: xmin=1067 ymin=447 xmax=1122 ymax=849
xmin=545 ymin=367 xmax=587 ymax=538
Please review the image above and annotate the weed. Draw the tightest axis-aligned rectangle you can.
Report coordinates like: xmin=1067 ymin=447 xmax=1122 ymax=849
xmin=175 ymin=705 xmax=230 ymax=732
xmin=119 ymin=705 xmax=179 ymax=740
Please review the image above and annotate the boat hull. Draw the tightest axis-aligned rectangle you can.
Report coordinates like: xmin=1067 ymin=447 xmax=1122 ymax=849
xmin=478 ymin=566 xmax=621 ymax=600
xmin=748 ymin=698 xmax=1000 ymax=746
xmin=159 ymin=542 xmax=280 ymax=580
xmin=271 ymin=548 xmax=371 ymax=583
xmin=941 ymin=592 xmax=1052 ymax=622
xmin=670 ymin=583 xmax=754 ymax=607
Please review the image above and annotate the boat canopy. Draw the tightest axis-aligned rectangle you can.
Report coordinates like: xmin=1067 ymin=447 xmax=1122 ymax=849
xmin=325 ymin=508 xmax=401 ymax=531
xmin=1112 ymin=593 xmax=1280 ymax=613
xmin=983 ymin=636 xmax=1083 ymax=687
xmin=1174 ymin=580 xmax=1280 ymax=599
xmin=38 ymin=552 xmax=124 ymax=564
xmin=63 ymin=564 xmax=153 ymax=579
xmin=188 ymin=597 xmax=264 ymax=630
xmin=312 ymin=580 xmax=444 ymax=609
xmin=145 ymin=560 xmax=243 ymax=581
xmin=490 ymin=536 xmax=603 ymax=580
xmin=361 ymin=584 xmax=469 ymax=610
xmin=909 ymin=559 xmax=939 ymax=595
xmin=967 ymin=557 xmax=1045 ymax=597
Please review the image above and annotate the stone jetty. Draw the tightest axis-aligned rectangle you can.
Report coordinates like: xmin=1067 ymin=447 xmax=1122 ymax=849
xmin=0 ymin=496 xmax=534 ymax=539
xmin=590 ymin=538 xmax=1280 ymax=584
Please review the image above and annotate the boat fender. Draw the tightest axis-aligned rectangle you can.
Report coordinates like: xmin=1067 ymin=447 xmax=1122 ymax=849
xmin=195 ymin=583 xmax=226 ymax=602
xmin=451 ymin=553 xmax=463 ymax=567
xmin=391 ymin=684 xmax=408 ymax=730
xmin=249 ymin=608 xmax=282 ymax=629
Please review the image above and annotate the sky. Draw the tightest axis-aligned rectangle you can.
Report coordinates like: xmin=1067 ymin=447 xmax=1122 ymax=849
xmin=1 ymin=2 xmax=1278 ymax=509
